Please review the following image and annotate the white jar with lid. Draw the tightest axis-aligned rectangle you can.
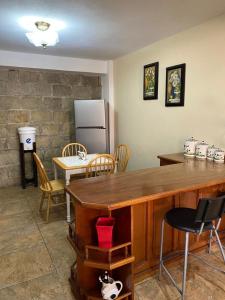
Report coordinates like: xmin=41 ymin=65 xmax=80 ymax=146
xmin=207 ymin=145 xmax=219 ymax=160
xmin=214 ymin=149 xmax=225 ymax=163
xmin=184 ymin=137 xmax=199 ymax=157
xmin=195 ymin=141 xmax=209 ymax=159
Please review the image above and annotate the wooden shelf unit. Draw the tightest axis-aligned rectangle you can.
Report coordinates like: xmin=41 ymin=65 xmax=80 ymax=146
xmin=68 ymin=202 xmax=134 ymax=300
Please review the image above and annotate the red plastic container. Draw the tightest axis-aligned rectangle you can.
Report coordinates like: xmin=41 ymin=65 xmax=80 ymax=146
xmin=96 ymin=217 xmax=115 ymax=249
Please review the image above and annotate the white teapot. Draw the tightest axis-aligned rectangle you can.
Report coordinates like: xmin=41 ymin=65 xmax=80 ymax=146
xmin=184 ymin=137 xmax=199 ymax=157
xmin=78 ymin=151 xmax=86 ymax=160
xmin=99 ymin=272 xmax=123 ymax=300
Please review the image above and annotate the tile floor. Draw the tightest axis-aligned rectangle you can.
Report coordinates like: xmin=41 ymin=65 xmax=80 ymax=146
xmin=1 ymin=186 xmax=225 ymax=299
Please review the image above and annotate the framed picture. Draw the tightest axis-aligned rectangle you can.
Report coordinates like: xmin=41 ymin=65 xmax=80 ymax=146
xmin=165 ymin=63 xmax=186 ymax=107
xmin=143 ymin=62 xmax=159 ymax=100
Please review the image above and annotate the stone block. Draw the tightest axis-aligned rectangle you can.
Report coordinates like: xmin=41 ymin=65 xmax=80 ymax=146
xmin=71 ymin=86 xmax=92 ymax=99
xmin=7 ymin=137 xmax=19 ymax=150
xmin=43 ymin=72 xmax=62 ymax=84
xmin=82 ymin=75 xmax=100 ymax=87
xmin=0 ymin=69 xmax=8 ymax=81
xmin=20 ymin=96 xmax=43 ymax=110
xmin=8 ymin=69 xmax=19 ymax=81
xmin=0 ymin=150 xmax=19 ymax=167
xmin=0 ymin=112 xmax=7 ymax=124
xmin=52 ymin=85 xmax=72 ymax=97
xmin=23 ymin=82 xmax=52 ymax=96
xmin=31 ymin=111 xmax=53 ymax=123
xmin=61 ymin=98 xmax=74 ymax=110
xmin=39 ymin=124 xmax=59 ymax=136
xmin=36 ymin=135 xmax=52 ymax=148
xmin=6 ymin=81 xmax=22 ymax=96
xmin=60 ymin=122 xmax=74 ymax=136
xmin=43 ymin=97 xmax=62 ymax=111
xmin=53 ymin=111 xmax=71 ymax=123
xmin=65 ymin=74 xmax=82 ymax=85
xmin=8 ymin=110 xmax=30 ymax=123
xmin=51 ymin=136 xmax=69 ymax=148
xmin=0 ymin=138 xmax=7 ymax=150
xmin=7 ymin=164 xmax=20 ymax=178
xmin=91 ymin=86 xmax=102 ymax=99
xmin=0 ymin=125 xmax=7 ymax=138
xmin=0 ymin=81 xmax=7 ymax=95
xmin=0 ymin=96 xmax=21 ymax=110
xmin=7 ymin=123 xmax=27 ymax=137
xmin=19 ymin=70 xmax=41 ymax=83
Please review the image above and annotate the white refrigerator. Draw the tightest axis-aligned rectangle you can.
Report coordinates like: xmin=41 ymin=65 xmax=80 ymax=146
xmin=74 ymin=99 xmax=109 ymax=153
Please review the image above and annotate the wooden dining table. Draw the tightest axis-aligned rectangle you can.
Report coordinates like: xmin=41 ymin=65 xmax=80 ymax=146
xmin=52 ymin=153 xmax=98 ymax=222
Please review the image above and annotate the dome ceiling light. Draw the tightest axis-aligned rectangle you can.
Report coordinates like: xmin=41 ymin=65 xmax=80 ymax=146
xmin=25 ymin=20 xmax=59 ymax=49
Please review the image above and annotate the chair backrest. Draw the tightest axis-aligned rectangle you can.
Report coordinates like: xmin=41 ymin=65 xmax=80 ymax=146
xmin=114 ymin=144 xmax=130 ymax=172
xmin=195 ymin=196 xmax=225 ymax=223
xmin=62 ymin=143 xmax=87 ymax=157
xmin=33 ymin=153 xmax=52 ymax=192
xmin=86 ymin=154 xmax=115 ymax=178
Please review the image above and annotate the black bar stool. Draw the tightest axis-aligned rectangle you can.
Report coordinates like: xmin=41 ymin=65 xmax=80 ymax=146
xmin=159 ymin=196 xmax=225 ymax=300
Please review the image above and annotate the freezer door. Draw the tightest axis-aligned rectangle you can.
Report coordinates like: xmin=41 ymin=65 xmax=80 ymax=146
xmin=74 ymin=99 xmax=106 ymax=128
xmin=76 ymin=128 xmax=107 ymax=153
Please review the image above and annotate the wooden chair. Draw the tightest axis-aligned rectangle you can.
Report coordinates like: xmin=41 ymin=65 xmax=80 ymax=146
xmin=86 ymin=154 xmax=115 ymax=178
xmin=62 ymin=143 xmax=87 ymax=157
xmin=114 ymin=144 xmax=130 ymax=172
xmin=33 ymin=153 xmax=66 ymax=223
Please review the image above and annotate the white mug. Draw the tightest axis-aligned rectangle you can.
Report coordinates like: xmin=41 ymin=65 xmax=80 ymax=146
xmin=214 ymin=149 xmax=225 ymax=163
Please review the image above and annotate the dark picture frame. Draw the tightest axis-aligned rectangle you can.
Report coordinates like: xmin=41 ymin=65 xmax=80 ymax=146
xmin=143 ymin=62 xmax=159 ymax=100
xmin=165 ymin=63 xmax=186 ymax=107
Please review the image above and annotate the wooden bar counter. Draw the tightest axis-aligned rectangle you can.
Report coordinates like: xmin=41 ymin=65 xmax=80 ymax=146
xmin=66 ymin=153 xmax=225 ymax=300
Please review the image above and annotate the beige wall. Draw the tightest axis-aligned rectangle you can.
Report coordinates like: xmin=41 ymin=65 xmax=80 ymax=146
xmin=114 ymin=14 xmax=225 ymax=171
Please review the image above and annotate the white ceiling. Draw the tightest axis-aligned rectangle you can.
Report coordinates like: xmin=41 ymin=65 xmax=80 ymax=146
xmin=0 ymin=0 xmax=225 ymax=60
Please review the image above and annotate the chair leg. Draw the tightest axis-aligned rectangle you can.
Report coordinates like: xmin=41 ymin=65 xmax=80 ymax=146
xmin=214 ymin=228 xmax=225 ymax=263
xmin=46 ymin=194 xmax=51 ymax=223
xmin=208 ymin=230 xmax=213 ymax=254
xmin=159 ymin=219 xmax=165 ymax=279
xmin=39 ymin=192 xmax=45 ymax=212
xmin=181 ymin=232 xmax=189 ymax=300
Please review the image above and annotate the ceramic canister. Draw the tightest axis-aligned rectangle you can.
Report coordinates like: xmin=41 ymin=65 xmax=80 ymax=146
xmin=207 ymin=145 xmax=219 ymax=160
xmin=195 ymin=141 xmax=209 ymax=159
xmin=184 ymin=137 xmax=199 ymax=157
xmin=214 ymin=149 xmax=225 ymax=163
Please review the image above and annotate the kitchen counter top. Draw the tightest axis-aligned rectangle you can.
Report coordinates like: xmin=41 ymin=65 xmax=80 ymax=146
xmin=66 ymin=153 xmax=225 ymax=210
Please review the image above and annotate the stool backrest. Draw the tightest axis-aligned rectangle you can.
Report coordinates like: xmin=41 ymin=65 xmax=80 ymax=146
xmin=195 ymin=196 xmax=225 ymax=223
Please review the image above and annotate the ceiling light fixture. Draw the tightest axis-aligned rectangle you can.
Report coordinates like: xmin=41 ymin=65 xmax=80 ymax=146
xmin=25 ymin=20 xmax=59 ymax=49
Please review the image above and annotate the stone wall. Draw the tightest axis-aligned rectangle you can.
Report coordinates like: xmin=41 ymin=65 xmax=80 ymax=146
xmin=0 ymin=66 xmax=101 ymax=187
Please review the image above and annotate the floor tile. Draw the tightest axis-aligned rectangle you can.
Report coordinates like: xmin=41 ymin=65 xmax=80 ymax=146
xmin=0 ymin=212 xmax=35 ymax=234
xmin=38 ymin=220 xmax=69 ymax=243
xmin=135 ymin=276 xmax=169 ymax=300
xmin=0 ymin=273 xmax=66 ymax=300
xmin=0 ymin=244 xmax=54 ymax=289
xmin=46 ymin=237 xmax=75 ymax=284
xmin=0 ymin=223 xmax=43 ymax=256
xmin=0 ymin=198 xmax=30 ymax=217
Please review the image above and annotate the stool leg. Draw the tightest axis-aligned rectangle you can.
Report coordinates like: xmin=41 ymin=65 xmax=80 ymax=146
xmin=214 ymin=228 xmax=225 ymax=263
xmin=208 ymin=230 xmax=213 ymax=254
xmin=181 ymin=232 xmax=189 ymax=300
xmin=159 ymin=219 xmax=165 ymax=279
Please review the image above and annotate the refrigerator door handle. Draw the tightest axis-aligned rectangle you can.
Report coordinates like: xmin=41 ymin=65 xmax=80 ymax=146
xmin=76 ymin=126 xmax=106 ymax=129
